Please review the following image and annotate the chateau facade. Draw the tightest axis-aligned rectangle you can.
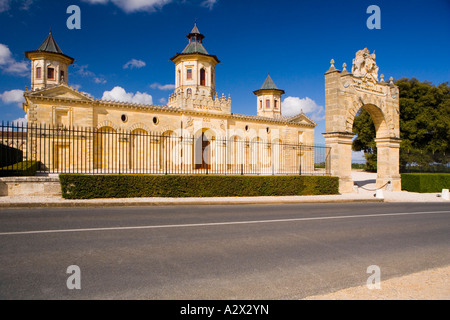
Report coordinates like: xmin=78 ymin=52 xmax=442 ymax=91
xmin=21 ymin=24 xmax=318 ymax=174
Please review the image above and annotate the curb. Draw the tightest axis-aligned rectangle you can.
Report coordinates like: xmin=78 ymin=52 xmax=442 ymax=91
xmin=0 ymin=198 xmax=384 ymax=208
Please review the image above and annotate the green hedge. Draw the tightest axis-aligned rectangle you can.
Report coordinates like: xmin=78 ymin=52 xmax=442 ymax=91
xmin=401 ymin=173 xmax=450 ymax=193
xmin=59 ymin=174 xmax=339 ymax=199
xmin=0 ymin=161 xmax=41 ymax=177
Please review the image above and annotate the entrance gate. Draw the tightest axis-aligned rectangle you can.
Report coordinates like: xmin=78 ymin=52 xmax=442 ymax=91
xmin=323 ymin=48 xmax=401 ymax=193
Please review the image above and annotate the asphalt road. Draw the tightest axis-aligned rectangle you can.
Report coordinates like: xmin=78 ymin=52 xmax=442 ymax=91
xmin=0 ymin=202 xmax=449 ymax=299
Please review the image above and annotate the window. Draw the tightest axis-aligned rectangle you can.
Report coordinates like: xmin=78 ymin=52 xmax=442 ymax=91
xmin=178 ymin=70 xmax=181 ymax=85
xmin=60 ymin=70 xmax=65 ymax=82
xmin=200 ymin=68 xmax=206 ymax=86
xmin=36 ymin=67 xmax=42 ymax=79
xmin=47 ymin=67 xmax=55 ymax=80
xmin=266 ymin=99 xmax=270 ymax=109
xmin=121 ymin=114 xmax=128 ymax=123
xmin=186 ymin=67 xmax=193 ymax=80
xmin=260 ymin=100 xmax=262 ymax=109
xmin=274 ymin=100 xmax=278 ymax=109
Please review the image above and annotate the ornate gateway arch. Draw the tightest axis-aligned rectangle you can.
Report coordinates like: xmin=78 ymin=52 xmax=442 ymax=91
xmin=323 ymin=48 xmax=401 ymax=193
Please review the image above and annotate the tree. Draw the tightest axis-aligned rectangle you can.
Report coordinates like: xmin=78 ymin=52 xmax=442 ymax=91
xmin=352 ymin=78 xmax=450 ymax=171
xmin=352 ymin=108 xmax=377 ymax=170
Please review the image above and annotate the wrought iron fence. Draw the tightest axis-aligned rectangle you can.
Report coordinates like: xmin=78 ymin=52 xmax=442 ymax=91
xmin=0 ymin=122 xmax=331 ymax=176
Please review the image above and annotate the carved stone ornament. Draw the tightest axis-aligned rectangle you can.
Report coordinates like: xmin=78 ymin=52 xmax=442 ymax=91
xmin=352 ymin=48 xmax=379 ymax=83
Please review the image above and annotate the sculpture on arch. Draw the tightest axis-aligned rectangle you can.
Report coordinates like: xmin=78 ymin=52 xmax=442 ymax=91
xmin=352 ymin=48 xmax=379 ymax=83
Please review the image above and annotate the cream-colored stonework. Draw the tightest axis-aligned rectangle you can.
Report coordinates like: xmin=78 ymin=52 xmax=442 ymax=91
xmin=21 ymin=25 xmax=317 ymax=175
xmin=323 ymin=51 xmax=401 ymax=193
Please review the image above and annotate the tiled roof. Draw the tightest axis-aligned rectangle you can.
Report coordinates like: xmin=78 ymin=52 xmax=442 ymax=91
xmin=182 ymin=41 xmax=209 ymax=55
xmin=260 ymin=74 xmax=278 ymax=90
xmin=37 ymin=32 xmax=63 ymax=54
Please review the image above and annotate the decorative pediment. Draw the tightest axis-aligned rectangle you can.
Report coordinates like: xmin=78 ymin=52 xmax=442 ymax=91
xmin=25 ymin=84 xmax=94 ymax=102
xmin=287 ymin=113 xmax=317 ymax=126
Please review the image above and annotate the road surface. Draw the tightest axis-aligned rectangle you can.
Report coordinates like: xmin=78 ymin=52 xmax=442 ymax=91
xmin=0 ymin=202 xmax=448 ymax=299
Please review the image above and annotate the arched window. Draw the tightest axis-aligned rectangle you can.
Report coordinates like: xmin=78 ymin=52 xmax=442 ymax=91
xmin=187 ymin=88 xmax=192 ymax=95
xmin=200 ymin=68 xmax=206 ymax=86
xmin=36 ymin=67 xmax=42 ymax=79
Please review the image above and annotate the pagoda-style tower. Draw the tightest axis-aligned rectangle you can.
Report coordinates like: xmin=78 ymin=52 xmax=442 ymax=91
xmin=25 ymin=31 xmax=74 ymax=90
xmin=168 ymin=22 xmax=230 ymax=113
xmin=253 ymin=74 xmax=285 ymax=119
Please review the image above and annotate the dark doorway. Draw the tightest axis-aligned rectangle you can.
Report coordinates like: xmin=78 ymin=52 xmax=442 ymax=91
xmin=195 ymin=132 xmax=211 ymax=169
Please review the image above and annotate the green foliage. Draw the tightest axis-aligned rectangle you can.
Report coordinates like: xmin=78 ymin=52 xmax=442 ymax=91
xmin=397 ymin=78 xmax=450 ymax=170
xmin=401 ymin=173 xmax=450 ymax=193
xmin=0 ymin=161 xmax=41 ymax=177
xmin=352 ymin=78 xmax=450 ymax=171
xmin=352 ymin=108 xmax=377 ymax=170
xmin=59 ymin=174 xmax=340 ymax=199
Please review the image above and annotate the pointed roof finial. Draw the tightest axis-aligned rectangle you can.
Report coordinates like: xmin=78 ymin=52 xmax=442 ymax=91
xmin=191 ymin=20 xmax=200 ymax=35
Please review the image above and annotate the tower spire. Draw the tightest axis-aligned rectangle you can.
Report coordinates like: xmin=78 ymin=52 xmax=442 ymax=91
xmin=25 ymin=31 xmax=74 ymax=90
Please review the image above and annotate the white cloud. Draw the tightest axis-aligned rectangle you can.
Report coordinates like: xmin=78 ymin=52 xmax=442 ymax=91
xmin=150 ymin=82 xmax=175 ymax=90
xmin=20 ymin=0 xmax=34 ymax=10
xmin=0 ymin=89 xmax=24 ymax=107
xmin=75 ymin=64 xmax=107 ymax=84
xmin=201 ymin=0 xmax=217 ymax=10
xmin=0 ymin=0 xmax=35 ymax=12
xmin=0 ymin=43 xmax=29 ymax=77
xmin=102 ymin=86 xmax=153 ymax=105
xmin=0 ymin=0 xmax=10 ymax=12
xmin=281 ymin=96 xmax=325 ymax=122
xmin=94 ymin=77 xmax=107 ymax=84
xmin=123 ymin=59 xmax=146 ymax=69
xmin=158 ymin=97 xmax=166 ymax=104
xmin=82 ymin=0 xmax=172 ymax=13
xmin=11 ymin=115 xmax=27 ymax=126
xmin=82 ymin=0 xmax=217 ymax=12
xmin=82 ymin=0 xmax=108 ymax=4
xmin=352 ymin=150 xmax=366 ymax=163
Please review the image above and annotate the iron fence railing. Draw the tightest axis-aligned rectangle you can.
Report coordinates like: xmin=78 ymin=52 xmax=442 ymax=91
xmin=0 ymin=122 xmax=331 ymax=176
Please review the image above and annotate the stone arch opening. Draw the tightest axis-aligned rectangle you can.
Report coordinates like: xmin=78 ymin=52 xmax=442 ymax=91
xmin=194 ymin=128 xmax=215 ymax=170
xmin=94 ymin=126 xmax=117 ymax=172
xmin=129 ymin=128 xmax=149 ymax=172
xmin=160 ymin=130 xmax=179 ymax=172
xmin=228 ymin=135 xmax=243 ymax=170
xmin=323 ymin=49 xmax=401 ymax=193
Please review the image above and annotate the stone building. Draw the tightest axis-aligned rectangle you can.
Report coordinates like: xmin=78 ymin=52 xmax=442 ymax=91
xmin=21 ymin=24 xmax=318 ymax=174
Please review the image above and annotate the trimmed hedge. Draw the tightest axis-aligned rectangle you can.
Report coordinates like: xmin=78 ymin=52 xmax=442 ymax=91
xmin=59 ymin=174 xmax=339 ymax=199
xmin=0 ymin=161 xmax=41 ymax=177
xmin=401 ymin=173 xmax=450 ymax=193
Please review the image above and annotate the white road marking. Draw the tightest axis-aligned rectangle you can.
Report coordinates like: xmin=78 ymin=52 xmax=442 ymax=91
xmin=0 ymin=210 xmax=448 ymax=236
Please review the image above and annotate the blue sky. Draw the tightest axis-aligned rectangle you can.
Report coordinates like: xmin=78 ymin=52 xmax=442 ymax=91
xmin=0 ymin=0 xmax=449 ymax=153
